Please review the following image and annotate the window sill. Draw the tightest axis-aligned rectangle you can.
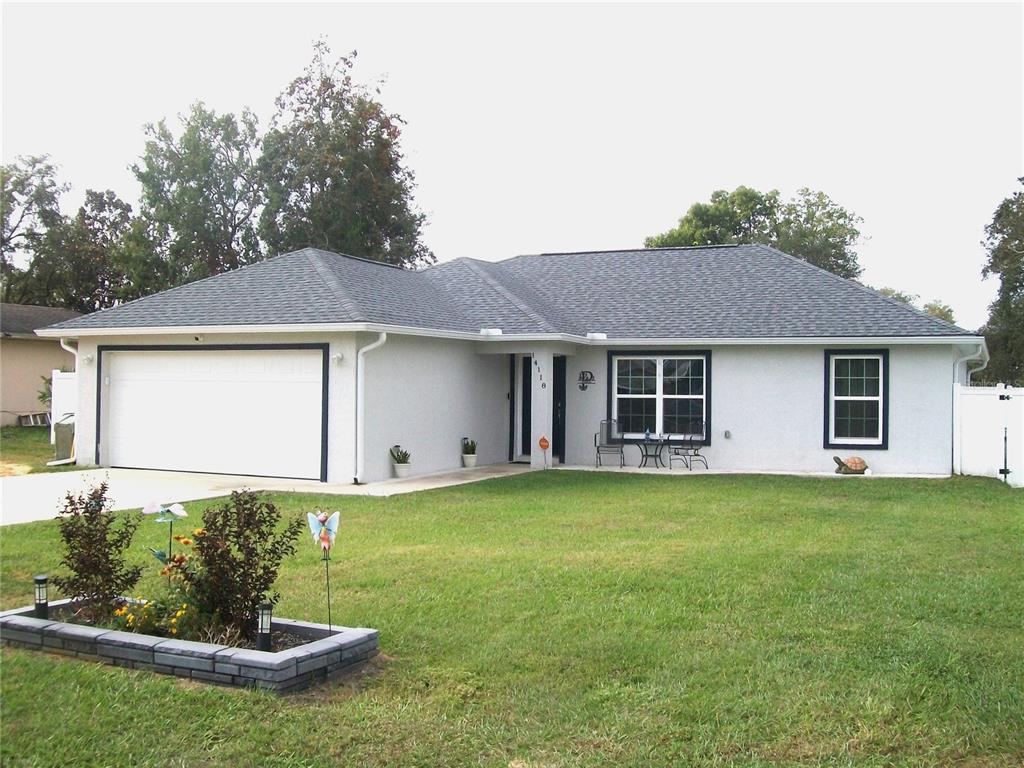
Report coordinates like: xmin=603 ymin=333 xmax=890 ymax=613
xmin=825 ymin=441 xmax=887 ymax=450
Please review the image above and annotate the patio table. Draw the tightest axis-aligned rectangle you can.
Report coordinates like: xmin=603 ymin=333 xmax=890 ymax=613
xmin=637 ymin=435 xmax=668 ymax=468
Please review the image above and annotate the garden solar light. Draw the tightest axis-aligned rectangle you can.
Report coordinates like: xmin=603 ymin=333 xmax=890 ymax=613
xmin=33 ymin=575 xmax=48 ymax=619
xmin=256 ymin=602 xmax=273 ymax=651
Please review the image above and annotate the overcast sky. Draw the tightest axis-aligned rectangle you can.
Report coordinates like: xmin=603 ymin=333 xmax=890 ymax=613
xmin=3 ymin=2 xmax=1021 ymax=329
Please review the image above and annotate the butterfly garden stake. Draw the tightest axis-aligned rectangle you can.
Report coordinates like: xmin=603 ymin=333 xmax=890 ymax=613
xmin=307 ymin=510 xmax=340 ymax=631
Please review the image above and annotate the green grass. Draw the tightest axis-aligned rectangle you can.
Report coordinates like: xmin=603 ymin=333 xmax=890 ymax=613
xmin=0 ymin=425 xmax=78 ymax=475
xmin=2 ymin=472 xmax=1022 ymax=767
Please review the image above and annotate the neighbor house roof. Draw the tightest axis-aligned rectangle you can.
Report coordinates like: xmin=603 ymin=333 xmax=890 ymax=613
xmin=39 ymin=244 xmax=976 ymax=340
xmin=1 ymin=303 xmax=81 ymax=338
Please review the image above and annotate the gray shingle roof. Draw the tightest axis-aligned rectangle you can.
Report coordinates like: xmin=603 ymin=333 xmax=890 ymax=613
xmin=42 ymin=244 xmax=973 ymax=339
xmin=2 ymin=304 xmax=81 ymax=336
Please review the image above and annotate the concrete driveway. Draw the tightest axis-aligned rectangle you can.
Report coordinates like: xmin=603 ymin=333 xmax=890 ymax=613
xmin=0 ymin=464 xmax=533 ymax=526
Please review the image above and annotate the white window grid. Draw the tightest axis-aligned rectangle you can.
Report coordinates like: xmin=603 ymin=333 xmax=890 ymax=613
xmin=612 ymin=355 xmax=705 ymax=438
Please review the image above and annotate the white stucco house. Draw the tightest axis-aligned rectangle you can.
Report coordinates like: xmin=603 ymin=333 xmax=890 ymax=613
xmin=37 ymin=244 xmax=988 ymax=483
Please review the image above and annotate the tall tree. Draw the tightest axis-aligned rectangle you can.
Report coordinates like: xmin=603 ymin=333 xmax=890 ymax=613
xmin=775 ymin=188 xmax=864 ymax=280
xmin=259 ymin=41 xmax=433 ymax=267
xmin=1 ymin=156 xmax=68 ymax=302
xmin=873 ymin=287 xmax=957 ymax=325
xmin=134 ymin=103 xmax=264 ymax=285
xmin=922 ymin=299 xmax=955 ymax=324
xmin=980 ymin=178 xmax=1024 ymax=384
xmin=18 ymin=191 xmax=135 ymax=312
xmin=874 ymin=286 xmax=919 ymax=306
xmin=645 ymin=185 xmax=864 ymax=279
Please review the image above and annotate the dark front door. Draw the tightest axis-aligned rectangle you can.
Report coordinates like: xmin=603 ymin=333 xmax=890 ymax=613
xmin=520 ymin=356 xmax=531 ymax=455
xmin=553 ymin=355 xmax=566 ymax=463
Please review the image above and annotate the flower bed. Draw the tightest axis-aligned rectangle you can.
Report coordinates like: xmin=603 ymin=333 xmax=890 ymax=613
xmin=0 ymin=598 xmax=379 ymax=693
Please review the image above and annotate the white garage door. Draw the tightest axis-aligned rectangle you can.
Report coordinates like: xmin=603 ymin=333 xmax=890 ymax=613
xmin=103 ymin=347 xmax=325 ymax=480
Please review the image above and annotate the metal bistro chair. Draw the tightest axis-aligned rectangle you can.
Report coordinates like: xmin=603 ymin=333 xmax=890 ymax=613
xmin=595 ymin=419 xmax=625 ymax=468
xmin=668 ymin=419 xmax=708 ymax=470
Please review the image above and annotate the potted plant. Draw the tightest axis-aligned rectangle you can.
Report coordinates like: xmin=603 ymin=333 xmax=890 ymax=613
xmin=390 ymin=445 xmax=412 ymax=478
xmin=461 ymin=437 xmax=478 ymax=468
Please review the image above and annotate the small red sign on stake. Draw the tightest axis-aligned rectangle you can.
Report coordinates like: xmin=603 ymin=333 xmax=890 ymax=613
xmin=538 ymin=436 xmax=550 ymax=451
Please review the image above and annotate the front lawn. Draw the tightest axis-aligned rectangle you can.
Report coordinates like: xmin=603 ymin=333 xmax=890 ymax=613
xmin=0 ymin=425 xmax=78 ymax=476
xmin=2 ymin=472 xmax=1021 ymax=766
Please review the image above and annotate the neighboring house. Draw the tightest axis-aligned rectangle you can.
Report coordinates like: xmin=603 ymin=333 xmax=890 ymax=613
xmin=1 ymin=304 xmax=81 ymax=426
xmin=38 ymin=244 xmax=987 ymax=482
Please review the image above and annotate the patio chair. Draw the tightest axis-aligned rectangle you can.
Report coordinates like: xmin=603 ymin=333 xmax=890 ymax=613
xmin=667 ymin=419 xmax=708 ymax=470
xmin=594 ymin=419 xmax=625 ymax=468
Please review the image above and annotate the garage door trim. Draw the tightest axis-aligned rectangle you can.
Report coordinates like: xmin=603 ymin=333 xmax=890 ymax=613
xmin=95 ymin=343 xmax=330 ymax=482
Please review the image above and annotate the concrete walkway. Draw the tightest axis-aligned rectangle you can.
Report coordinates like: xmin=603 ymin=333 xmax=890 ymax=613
xmin=0 ymin=463 xmax=534 ymax=526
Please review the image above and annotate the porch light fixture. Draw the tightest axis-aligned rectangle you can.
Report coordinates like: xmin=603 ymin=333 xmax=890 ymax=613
xmin=81 ymin=354 xmax=94 ymax=365
xmin=331 ymin=353 xmax=344 ymax=365
xmin=256 ymin=601 xmax=273 ymax=651
xmin=33 ymin=575 xmax=48 ymax=619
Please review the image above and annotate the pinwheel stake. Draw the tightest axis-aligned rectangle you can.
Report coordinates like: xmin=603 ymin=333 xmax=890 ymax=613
xmin=307 ymin=510 xmax=340 ymax=632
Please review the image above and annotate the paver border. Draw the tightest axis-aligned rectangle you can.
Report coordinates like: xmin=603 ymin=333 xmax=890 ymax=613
xmin=0 ymin=599 xmax=379 ymax=693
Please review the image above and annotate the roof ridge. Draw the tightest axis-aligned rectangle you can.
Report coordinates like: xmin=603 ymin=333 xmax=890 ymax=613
xmin=752 ymin=243 xmax=972 ymax=334
xmin=457 ymin=258 xmax=559 ymax=333
xmin=497 ymin=244 xmax=741 ymax=263
xmin=304 ymin=250 xmax=367 ymax=322
xmin=301 ymin=246 xmax=407 ymax=270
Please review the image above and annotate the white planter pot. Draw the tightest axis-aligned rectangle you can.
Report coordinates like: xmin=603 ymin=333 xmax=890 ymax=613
xmin=393 ymin=463 xmax=411 ymax=479
xmin=462 ymin=454 xmax=478 ymax=468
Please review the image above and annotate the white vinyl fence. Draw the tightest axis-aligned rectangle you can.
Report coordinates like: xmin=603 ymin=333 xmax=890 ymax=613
xmin=953 ymin=383 xmax=1023 ymax=487
xmin=49 ymin=370 xmax=77 ymax=445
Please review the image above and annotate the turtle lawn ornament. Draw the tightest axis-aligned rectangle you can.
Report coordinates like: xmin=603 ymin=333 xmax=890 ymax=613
xmin=833 ymin=456 xmax=868 ymax=475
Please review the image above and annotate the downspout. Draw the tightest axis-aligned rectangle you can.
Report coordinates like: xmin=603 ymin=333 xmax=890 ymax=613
xmin=951 ymin=342 xmax=988 ymax=475
xmin=59 ymin=338 xmax=78 ymax=368
xmin=353 ymin=332 xmax=388 ymax=484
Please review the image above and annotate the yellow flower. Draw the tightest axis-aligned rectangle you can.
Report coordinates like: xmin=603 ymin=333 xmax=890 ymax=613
xmin=170 ymin=628 xmax=177 ymax=635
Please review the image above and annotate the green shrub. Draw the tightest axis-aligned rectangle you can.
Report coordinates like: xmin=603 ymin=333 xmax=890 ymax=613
xmin=53 ymin=482 xmax=142 ymax=623
xmin=170 ymin=490 xmax=303 ymax=638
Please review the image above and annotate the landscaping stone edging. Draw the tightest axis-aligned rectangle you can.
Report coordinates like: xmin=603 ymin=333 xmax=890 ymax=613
xmin=0 ymin=599 xmax=379 ymax=693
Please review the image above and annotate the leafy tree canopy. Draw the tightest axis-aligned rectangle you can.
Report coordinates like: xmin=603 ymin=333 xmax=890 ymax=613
xmin=979 ymin=177 xmax=1024 ymax=384
xmin=14 ymin=190 xmax=143 ymax=312
xmin=873 ymin=287 xmax=957 ymax=325
xmin=1 ymin=156 xmax=67 ymax=302
xmin=133 ymin=103 xmax=264 ymax=284
xmin=259 ymin=41 xmax=433 ymax=267
xmin=646 ymin=185 xmax=864 ymax=279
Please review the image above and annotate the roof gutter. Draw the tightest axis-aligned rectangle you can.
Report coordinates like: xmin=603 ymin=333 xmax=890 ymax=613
xmin=354 ymin=332 xmax=388 ymax=484
xmin=954 ymin=340 xmax=989 ymax=384
xmin=34 ymin=323 xmax=986 ymax=348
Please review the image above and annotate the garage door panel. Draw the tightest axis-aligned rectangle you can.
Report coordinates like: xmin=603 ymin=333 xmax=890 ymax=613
xmin=104 ymin=349 xmax=324 ymax=480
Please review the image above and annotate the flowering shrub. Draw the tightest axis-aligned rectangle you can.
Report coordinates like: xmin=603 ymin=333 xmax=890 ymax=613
xmin=166 ymin=490 xmax=303 ymax=639
xmin=53 ymin=482 xmax=142 ymax=623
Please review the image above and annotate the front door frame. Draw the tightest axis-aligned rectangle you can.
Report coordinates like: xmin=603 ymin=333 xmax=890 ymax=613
xmin=553 ymin=355 xmax=566 ymax=463
xmin=508 ymin=352 xmax=567 ymax=464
